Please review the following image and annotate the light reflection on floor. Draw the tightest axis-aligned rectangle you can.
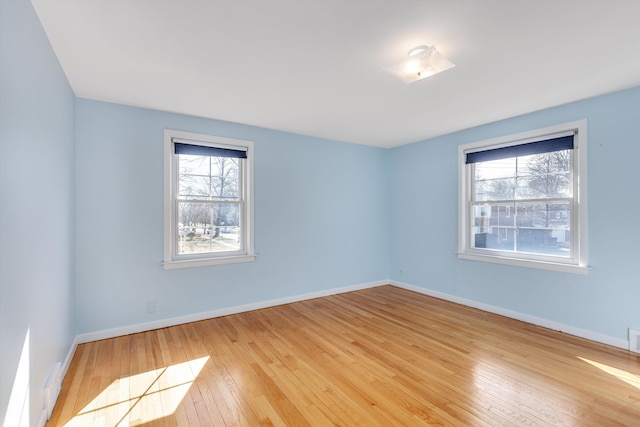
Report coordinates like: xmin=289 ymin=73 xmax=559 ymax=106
xmin=471 ymin=359 xmax=580 ymax=426
xmin=64 ymin=356 xmax=209 ymax=427
xmin=578 ymin=356 xmax=640 ymax=390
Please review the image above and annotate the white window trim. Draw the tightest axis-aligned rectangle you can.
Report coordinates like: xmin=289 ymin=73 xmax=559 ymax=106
xmin=163 ymin=129 xmax=255 ymax=269
xmin=457 ymin=120 xmax=589 ymax=275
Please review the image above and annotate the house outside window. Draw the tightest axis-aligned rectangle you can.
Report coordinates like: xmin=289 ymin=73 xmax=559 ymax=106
xmin=458 ymin=120 xmax=588 ymax=274
xmin=164 ymin=129 xmax=254 ymax=269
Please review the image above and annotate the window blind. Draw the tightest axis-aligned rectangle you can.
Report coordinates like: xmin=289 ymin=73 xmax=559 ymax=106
xmin=465 ymin=134 xmax=574 ymax=164
xmin=174 ymin=141 xmax=247 ymax=159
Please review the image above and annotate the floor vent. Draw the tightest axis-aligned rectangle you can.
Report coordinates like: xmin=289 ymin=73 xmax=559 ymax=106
xmin=629 ymin=329 xmax=640 ymax=354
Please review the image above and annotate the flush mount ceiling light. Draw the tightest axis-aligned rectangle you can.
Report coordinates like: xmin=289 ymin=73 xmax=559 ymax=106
xmin=385 ymin=45 xmax=455 ymax=83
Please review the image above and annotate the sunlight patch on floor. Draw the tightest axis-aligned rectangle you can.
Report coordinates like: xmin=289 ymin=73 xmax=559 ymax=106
xmin=64 ymin=356 xmax=209 ymax=426
xmin=578 ymin=357 xmax=640 ymax=390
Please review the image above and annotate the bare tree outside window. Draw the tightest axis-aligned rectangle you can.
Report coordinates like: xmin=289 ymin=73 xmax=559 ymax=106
xmin=526 ymin=150 xmax=571 ymax=198
xmin=177 ymin=154 xmax=241 ymax=254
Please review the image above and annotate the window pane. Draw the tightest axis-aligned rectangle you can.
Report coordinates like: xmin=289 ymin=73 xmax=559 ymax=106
xmin=475 ymin=177 xmax=516 ymax=201
xmin=474 ymin=149 xmax=572 ymax=201
xmin=179 ymin=174 xmax=210 ymax=199
xmin=515 ymin=173 xmax=571 ymax=199
xmin=178 ymin=155 xmax=240 ymax=201
xmin=473 ymin=201 xmax=570 ymax=257
xmin=517 ymin=151 xmax=571 ymax=199
xmin=515 ymin=202 xmax=570 ymax=257
xmin=475 ymin=158 xmax=516 ymax=180
xmin=210 ymin=157 xmax=239 ymax=200
xmin=474 ymin=159 xmax=517 ymax=201
xmin=472 ymin=203 xmax=515 ymax=251
xmin=519 ymin=151 xmax=570 ymax=175
xmin=177 ymin=202 xmax=241 ymax=255
xmin=180 ymin=154 xmax=212 ymax=175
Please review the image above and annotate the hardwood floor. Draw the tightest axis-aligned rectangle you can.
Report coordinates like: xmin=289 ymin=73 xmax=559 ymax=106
xmin=47 ymin=285 xmax=640 ymax=426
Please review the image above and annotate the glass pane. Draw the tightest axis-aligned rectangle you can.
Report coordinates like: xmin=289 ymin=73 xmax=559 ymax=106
xmin=515 ymin=202 xmax=570 ymax=256
xmin=472 ymin=203 xmax=515 ymax=251
xmin=179 ymin=174 xmax=210 ymax=199
xmin=515 ymin=172 xmax=571 ymax=199
xmin=517 ymin=150 xmax=571 ymax=200
xmin=178 ymin=154 xmax=240 ymax=201
xmin=211 ymin=177 xmax=239 ymax=201
xmin=179 ymin=154 xmax=212 ymax=176
xmin=475 ymin=158 xmax=516 ymax=180
xmin=519 ymin=151 xmax=570 ymax=175
xmin=472 ymin=201 xmax=570 ymax=257
xmin=210 ymin=158 xmax=239 ymax=200
xmin=177 ymin=202 xmax=241 ymax=255
xmin=475 ymin=177 xmax=516 ymax=201
xmin=473 ymin=149 xmax=571 ymax=202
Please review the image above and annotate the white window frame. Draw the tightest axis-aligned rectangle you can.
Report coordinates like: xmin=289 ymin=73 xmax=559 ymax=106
xmin=163 ymin=129 xmax=255 ymax=269
xmin=458 ymin=120 xmax=588 ymax=274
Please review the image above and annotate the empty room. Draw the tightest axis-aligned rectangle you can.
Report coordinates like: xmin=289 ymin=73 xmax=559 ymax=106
xmin=2 ymin=0 xmax=640 ymax=426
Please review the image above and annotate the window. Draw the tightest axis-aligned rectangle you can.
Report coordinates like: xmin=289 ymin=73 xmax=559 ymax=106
xmin=458 ymin=120 xmax=588 ymax=274
xmin=164 ymin=129 xmax=254 ymax=269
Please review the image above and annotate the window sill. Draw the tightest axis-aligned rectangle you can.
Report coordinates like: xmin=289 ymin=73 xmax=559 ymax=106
xmin=163 ymin=254 xmax=256 ymax=270
xmin=457 ymin=252 xmax=589 ymax=275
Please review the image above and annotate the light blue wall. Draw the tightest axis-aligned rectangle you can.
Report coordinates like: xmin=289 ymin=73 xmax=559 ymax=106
xmin=389 ymin=86 xmax=640 ymax=342
xmin=4 ymin=3 xmax=640 ymax=423
xmin=0 ymin=0 xmax=76 ymax=425
xmin=74 ymin=99 xmax=389 ymax=334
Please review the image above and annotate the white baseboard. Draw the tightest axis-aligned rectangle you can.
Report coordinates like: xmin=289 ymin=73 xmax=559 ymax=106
xmin=76 ymin=280 xmax=387 ymax=344
xmin=62 ymin=336 xmax=79 ymax=377
xmin=391 ymin=280 xmax=629 ymax=350
xmin=75 ymin=279 xmax=629 ymax=349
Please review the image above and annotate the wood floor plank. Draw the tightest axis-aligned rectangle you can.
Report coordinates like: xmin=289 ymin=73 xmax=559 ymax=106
xmin=47 ymin=285 xmax=640 ymax=426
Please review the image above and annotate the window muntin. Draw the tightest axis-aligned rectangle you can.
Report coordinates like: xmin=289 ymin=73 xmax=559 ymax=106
xmin=458 ymin=121 xmax=587 ymax=274
xmin=164 ymin=130 xmax=254 ymax=269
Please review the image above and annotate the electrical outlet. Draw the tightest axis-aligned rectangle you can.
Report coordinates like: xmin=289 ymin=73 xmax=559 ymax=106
xmin=147 ymin=300 xmax=156 ymax=313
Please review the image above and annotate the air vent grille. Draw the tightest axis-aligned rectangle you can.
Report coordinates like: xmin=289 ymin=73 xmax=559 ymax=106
xmin=629 ymin=329 xmax=640 ymax=353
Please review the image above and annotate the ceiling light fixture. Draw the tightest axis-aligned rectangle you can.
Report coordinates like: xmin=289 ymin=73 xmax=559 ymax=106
xmin=386 ymin=45 xmax=455 ymax=83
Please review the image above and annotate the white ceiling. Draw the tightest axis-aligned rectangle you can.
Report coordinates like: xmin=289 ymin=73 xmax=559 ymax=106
xmin=31 ymin=0 xmax=640 ymax=148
